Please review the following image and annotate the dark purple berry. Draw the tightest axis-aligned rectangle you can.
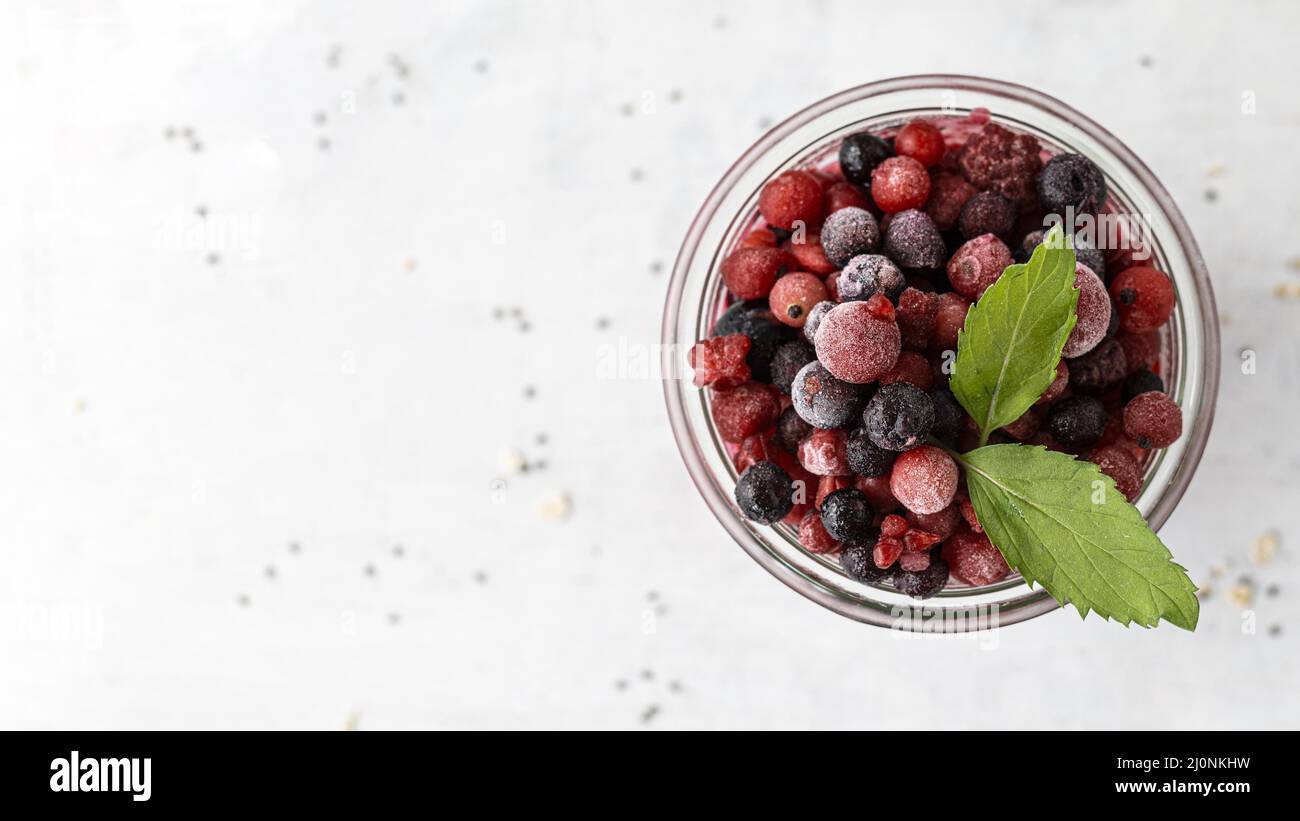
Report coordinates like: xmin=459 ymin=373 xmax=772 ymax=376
xmin=802 ymin=300 xmax=835 ymax=344
xmin=769 ymin=339 xmax=816 ymax=394
xmin=775 ymin=406 xmax=813 ymax=453
xmin=845 ymin=426 xmax=896 ymax=477
xmin=957 ymin=190 xmax=1015 ymax=240
xmin=1066 ymin=336 xmax=1127 ymax=393
xmin=883 ymin=209 xmax=945 ymax=269
xmin=712 ymin=301 xmax=784 ymax=383
xmin=1016 ymin=229 xmax=1107 ymax=279
xmin=734 ymin=461 xmax=794 ymax=524
xmin=839 ymin=132 xmax=893 ymax=187
xmin=896 ymin=557 xmax=950 ymax=598
xmin=820 ymin=207 xmax=880 ymax=268
xmin=837 ymin=254 xmax=905 ymax=303
xmin=1037 ymin=153 xmax=1107 ymax=218
xmin=1047 ymin=395 xmax=1108 ymax=449
xmin=928 ymin=388 xmax=964 ymax=447
xmin=864 ymin=382 xmax=935 ymax=451
xmin=1123 ymin=368 xmax=1165 ymax=403
xmin=820 ymin=488 xmax=874 ymax=541
xmin=791 ymin=361 xmax=865 ymax=429
xmin=840 ymin=537 xmax=893 ymax=583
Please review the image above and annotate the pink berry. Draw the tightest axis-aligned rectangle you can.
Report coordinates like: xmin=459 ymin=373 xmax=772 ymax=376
xmin=889 ymin=445 xmax=959 ymax=515
xmin=1062 ymin=263 xmax=1112 ymax=358
xmin=898 ymin=550 xmax=932 ymax=572
xmin=769 ymin=272 xmax=829 ymax=328
xmin=925 ymin=171 xmax=977 ymax=232
xmin=894 ymin=120 xmax=946 ymax=167
xmin=879 ymin=350 xmax=934 ymax=390
xmin=871 ymin=156 xmax=931 ymax=213
xmin=798 ymin=428 xmax=850 ymax=476
xmin=689 ymin=334 xmax=751 ymax=389
xmin=710 ymin=382 xmax=780 ymax=443
xmin=813 ymin=296 xmax=901 ymax=384
xmin=758 ymin=170 xmax=825 ymax=230
xmin=1088 ymin=443 xmax=1143 ymax=501
xmin=946 ymin=233 xmax=1012 ymax=300
xmin=930 ymin=291 xmax=971 ymax=352
xmin=944 ymin=529 xmax=1010 ymax=586
xmin=798 ymin=510 xmax=840 ymax=554
xmin=720 ymin=246 xmax=792 ymax=300
xmin=1122 ymin=391 xmax=1182 ymax=449
xmin=1110 ymin=266 xmax=1175 ymax=333
xmin=906 ymin=503 xmax=961 ymax=540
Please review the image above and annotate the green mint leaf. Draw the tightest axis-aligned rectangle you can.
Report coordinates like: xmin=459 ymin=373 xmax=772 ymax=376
xmin=957 ymin=444 xmax=1199 ymax=631
xmin=951 ymin=224 xmax=1078 ymax=445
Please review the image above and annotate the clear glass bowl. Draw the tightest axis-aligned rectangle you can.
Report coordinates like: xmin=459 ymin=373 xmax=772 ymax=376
xmin=662 ymin=75 xmax=1219 ymax=631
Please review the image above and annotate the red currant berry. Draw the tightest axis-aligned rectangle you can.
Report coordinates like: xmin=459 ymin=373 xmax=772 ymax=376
xmin=1122 ymin=391 xmax=1182 ymax=449
xmin=720 ymin=246 xmax=792 ymax=300
xmin=759 ymin=170 xmax=825 ymax=231
xmin=1110 ymin=266 xmax=1175 ymax=333
xmin=798 ymin=428 xmax=850 ymax=476
xmin=785 ymin=234 xmax=838 ymax=275
xmin=769 ymin=272 xmax=829 ymax=328
xmin=871 ymin=156 xmax=931 ymax=213
xmin=824 ymin=180 xmax=870 ymax=213
xmin=1088 ymin=443 xmax=1143 ymax=501
xmin=894 ymin=120 xmax=946 ymax=168
xmin=879 ymin=350 xmax=934 ymax=390
xmin=890 ymin=445 xmax=959 ymax=515
xmin=943 ymin=528 xmax=1010 ymax=586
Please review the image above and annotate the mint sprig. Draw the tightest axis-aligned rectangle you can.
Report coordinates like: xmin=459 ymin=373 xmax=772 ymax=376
xmin=946 ymin=226 xmax=1198 ymax=630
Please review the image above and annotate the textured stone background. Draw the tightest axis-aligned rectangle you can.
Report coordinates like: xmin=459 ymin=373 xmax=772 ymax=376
xmin=1 ymin=0 xmax=1296 ymax=728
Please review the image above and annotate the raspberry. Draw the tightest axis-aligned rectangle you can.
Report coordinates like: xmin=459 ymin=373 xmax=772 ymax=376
xmin=903 ymin=527 xmax=942 ymax=553
xmin=734 ymin=461 xmax=794 ymax=524
xmin=889 ymin=445 xmax=959 ymax=515
xmin=1123 ymin=369 xmax=1164 ymax=403
xmin=1046 ymin=395 xmax=1107 ymax=449
xmin=798 ymin=509 xmax=839 ymax=554
xmin=786 ymin=234 xmax=838 ymax=275
xmin=898 ymin=551 xmax=931 ymax=572
xmin=837 ymin=254 xmax=905 ymax=303
xmin=840 ymin=539 xmax=894 ymax=583
xmin=720 ymin=246 xmax=792 ymax=300
xmin=872 ymin=536 xmax=903 ymax=569
xmin=824 ymin=180 xmax=870 ymax=213
xmin=928 ymin=388 xmax=965 ymax=447
xmin=1037 ymin=153 xmax=1107 ymax=218
xmin=855 ymin=474 xmax=900 ymax=514
xmin=871 ymin=156 xmax=931 ymax=213
xmin=879 ymin=350 xmax=934 ymax=391
xmin=930 ymin=292 xmax=971 ymax=352
xmin=815 ymin=474 xmax=852 ymax=509
xmin=956 ymin=123 xmax=1044 ymax=207
xmin=896 ymin=287 xmax=939 ymax=350
xmin=820 ymin=488 xmax=874 ymax=541
xmin=769 ymin=339 xmax=816 ymax=394
xmin=689 ymin=334 xmax=751 ymax=389
xmin=791 ymin=361 xmax=865 ymax=429
xmin=710 ymin=382 xmax=780 ymax=443
xmin=758 ymin=170 xmax=825 ymax=231
xmin=894 ymin=120 xmax=946 ymax=168
xmin=895 ymin=558 xmax=950 ymax=598
xmin=880 ymin=513 xmax=910 ymax=538
xmin=813 ymin=296 xmax=901 ymax=384
xmin=883 ymin=209 xmax=946 ymax=269
xmin=865 ymin=382 xmax=935 ymax=451
xmin=946 ymin=233 xmax=1013 ymax=300
xmin=819 ymin=207 xmax=880 ymax=268
xmin=1039 ymin=360 xmax=1069 ymax=404
xmin=769 ymin=272 xmax=829 ymax=328
xmin=1110 ymin=266 xmax=1175 ymax=332
xmin=712 ymin=301 xmax=785 ymax=383
xmin=733 ymin=434 xmax=771 ymax=473
xmin=907 ymin=503 xmax=961 ymax=540
xmin=1123 ymin=391 xmax=1182 ymax=449
xmin=802 ymin=300 xmax=835 ymax=344
xmin=1017 ymin=229 xmax=1107 ymax=279
xmin=798 ymin=428 xmax=851 ymax=476
xmin=958 ymin=191 xmax=1016 ymax=240
xmin=1062 ymin=263 xmax=1112 ymax=358
xmin=1088 ymin=443 xmax=1143 ymax=502
xmin=1067 ymin=336 xmax=1127 ymax=394
xmin=845 ymin=427 xmax=896 ymax=477
xmin=1000 ymin=407 xmax=1039 ymax=441
xmin=1118 ymin=330 xmax=1161 ymax=374
xmin=944 ymin=529 xmax=1010 ymax=586
xmin=838 ymin=132 xmax=893 ymax=186
xmin=925 ymin=171 xmax=978 ymax=231
xmin=775 ymin=405 xmax=813 ymax=452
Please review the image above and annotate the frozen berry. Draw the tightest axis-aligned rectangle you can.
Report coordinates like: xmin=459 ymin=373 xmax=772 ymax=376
xmin=813 ymin=296 xmax=901 ymax=384
xmin=798 ymin=428 xmax=851 ymax=476
xmin=1047 ymin=395 xmax=1107 ymax=449
xmin=880 ymin=513 xmax=910 ymax=538
xmin=838 ymin=132 xmax=893 ymax=186
xmin=889 ymin=445 xmax=959 ymax=515
xmin=1123 ymin=369 xmax=1164 ymax=403
xmin=930 ymin=292 xmax=971 ymax=352
xmin=1067 ymin=336 xmax=1127 ymax=394
xmin=903 ymin=527 xmax=942 ymax=553
xmin=740 ymin=228 xmax=778 ymax=248
xmin=820 ymin=207 xmax=880 ymax=268
xmin=1001 ymin=407 xmax=1039 ymax=441
xmin=825 ymin=180 xmax=870 ymax=213
xmin=759 ymin=170 xmax=824 ymax=231
xmin=873 ymin=536 xmax=903 ymax=569
xmin=775 ymin=405 xmax=813 ymax=452
xmin=845 ymin=426 xmax=896 ymax=477
xmin=894 ymin=120 xmax=946 ymax=168
xmin=944 ymin=529 xmax=1010 ymax=586
xmin=791 ymin=361 xmax=864 ymax=429
xmin=1017 ymin=229 xmax=1106 ymax=279
xmin=1088 ymin=443 xmax=1143 ymax=501
xmin=689 ymin=334 xmax=751 ymax=389
xmin=946 ymin=233 xmax=1012 ymax=300
xmin=798 ymin=509 xmax=839 ymax=554
xmin=1110 ymin=266 xmax=1175 ymax=332
xmin=925 ymin=172 xmax=978 ymax=232
xmin=864 ymin=382 xmax=935 ymax=452
xmin=957 ymin=191 xmax=1015 ymax=240
xmin=879 ymin=350 xmax=934 ymax=390
xmin=928 ymin=388 xmax=964 ymax=447
xmin=895 ymin=558 xmax=949 ymax=598
xmin=733 ymin=434 xmax=771 ymax=473
xmin=883 ymin=209 xmax=946 ymax=269
xmin=958 ymin=494 xmax=983 ymax=533
xmin=840 ymin=538 xmax=893 ymax=583
xmin=1118 ymin=330 xmax=1161 ymax=374
xmin=770 ymin=339 xmax=816 ymax=394
xmin=855 ymin=474 xmax=899 ymax=514
xmin=720 ymin=246 xmax=792 ymax=300
xmin=871 ymin=156 xmax=930 ymax=213
xmin=898 ymin=550 xmax=932 ymax=572
xmin=907 ymin=503 xmax=961 ymax=540
xmin=713 ymin=301 xmax=784 ymax=383
xmin=815 ymin=474 xmax=852 ymax=509
xmin=1123 ymin=391 xmax=1182 ymax=449
xmin=1037 ymin=153 xmax=1107 ymax=218
xmin=769 ymin=272 xmax=829 ymax=328
xmin=837 ymin=254 xmax=905 ymax=303
xmin=956 ymin=123 xmax=1043 ymax=207
xmin=896 ymin=287 xmax=939 ymax=350
xmin=1039 ymin=360 xmax=1069 ymax=404
xmin=712 ymin=382 xmax=779 ymax=444
xmin=820 ymin=488 xmax=874 ymax=541
xmin=1062 ymin=263 xmax=1112 ymax=358
xmin=786 ymin=234 xmax=837 ymax=275
xmin=734 ymin=461 xmax=794 ymax=524
xmin=802 ymin=300 xmax=835 ymax=343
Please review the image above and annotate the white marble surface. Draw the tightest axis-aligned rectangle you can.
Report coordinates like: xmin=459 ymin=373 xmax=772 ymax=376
xmin=1 ymin=0 xmax=1297 ymax=729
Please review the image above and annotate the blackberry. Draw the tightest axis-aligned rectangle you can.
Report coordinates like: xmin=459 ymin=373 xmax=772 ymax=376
xmin=1047 ymin=395 xmax=1108 ymax=449
xmin=883 ymin=209 xmax=946 ymax=269
xmin=864 ymin=382 xmax=935 ymax=451
xmin=928 ymin=388 xmax=964 ymax=447
xmin=775 ymin=405 xmax=813 ymax=453
xmin=957 ymin=191 xmax=1015 ymax=240
xmin=769 ymin=339 xmax=816 ymax=394
xmin=956 ymin=123 xmax=1043 ymax=207
xmin=1066 ymin=336 xmax=1127 ymax=394
xmin=837 ymin=254 xmax=905 ymax=303
xmin=791 ymin=361 xmax=865 ymax=429
xmin=712 ymin=301 xmax=785 ymax=382
xmin=733 ymin=461 xmax=794 ymax=525
xmin=1016 ymin=229 xmax=1107 ymax=279
xmin=820 ymin=207 xmax=880 ymax=268
xmin=802 ymin=300 xmax=835 ymax=344
xmin=1123 ymin=368 xmax=1165 ymax=403
xmin=840 ymin=537 xmax=893 ymax=583
xmin=839 ymin=132 xmax=893 ymax=187
xmin=895 ymin=557 xmax=950 ymax=599
xmin=1036 ymin=153 xmax=1107 ymax=219
xmin=845 ymin=426 xmax=896 ymax=477
xmin=820 ymin=488 xmax=874 ymax=541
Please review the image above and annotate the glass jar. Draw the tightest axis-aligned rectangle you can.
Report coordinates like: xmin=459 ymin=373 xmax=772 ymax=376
xmin=661 ymin=75 xmax=1219 ymax=631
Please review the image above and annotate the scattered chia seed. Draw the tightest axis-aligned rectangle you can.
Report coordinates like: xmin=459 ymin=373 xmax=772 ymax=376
xmin=363 ymin=563 xmax=376 ymax=578
xmin=1204 ymin=189 xmax=1218 ymax=203
xmin=595 ymin=317 xmax=610 ymax=330
xmin=206 ymin=252 xmax=220 ymax=265
xmin=1268 ymin=624 xmax=1283 ymax=637
xmin=630 ymin=168 xmax=643 ymax=182
xmin=473 ymin=58 xmax=488 ymax=74
xmin=473 ymin=570 xmax=488 ymax=584
xmin=237 ymin=593 xmax=250 ymax=607
xmin=1266 ymin=583 xmax=1280 ymax=597
xmin=640 ymin=669 xmax=654 ymax=682
xmin=387 ymin=612 xmax=401 ymax=625
xmin=519 ymin=321 xmax=532 ymax=333
xmin=640 ymin=704 xmax=660 ymax=724
xmin=288 ymin=541 xmax=301 ymax=554
xmin=317 ymin=137 xmax=331 ymax=151
xmin=392 ymin=544 xmax=405 ymax=558
xmin=523 ymin=385 xmax=537 ymax=400
xmin=1139 ymin=55 xmax=1153 ymax=68
xmin=264 ymin=565 xmax=277 ymax=580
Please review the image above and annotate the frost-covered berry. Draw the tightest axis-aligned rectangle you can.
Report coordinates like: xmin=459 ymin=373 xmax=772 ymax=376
xmin=798 ymin=509 xmax=839 ymax=554
xmin=944 ymin=529 xmax=1010 ymax=586
xmin=802 ymin=300 xmax=835 ymax=344
xmin=775 ymin=405 xmax=813 ymax=452
xmin=720 ymin=246 xmax=792 ymax=300
xmin=1118 ymin=330 xmax=1161 ymax=374
xmin=956 ymin=122 xmax=1043 ymax=207
xmin=958 ymin=191 xmax=1016 ymax=240
xmin=769 ymin=272 xmax=829 ymax=328
xmin=758 ymin=170 xmax=824 ymax=230
xmin=712 ymin=301 xmax=785 ymax=383
xmin=838 ymin=132 xmax=893 ymax=186
xmin=930 ymin=292 xmax=971 ymax=352
xmin=1123 ymin=391 xmax=1182 ymax=449
xmin=840 ymin=538 xmax=894 ymax=583
xmin=845 ymin=426 xmax=896 ymax=477
xmin=820 ymin=488 xmax=874 ymax=541
xmin=734 ymin=461 xmax=794 ymax=524
xmin=1088 ymin=443 xmax=1143 ymax=501
xmin=906 ymin=503 xmax=961 ymax=540
xmin=879 ymin=350 xmax=934 ymax=390
xmin=1039 ymin=360 xmax=1069 ymax=404
xmin=864 ymin=382 xmax=935 ymax=452
xmin=1123 ymin=368 xmax=1164 ymax=403
xmin=711 ymin=382 xmax=780 ymax=443
xmin=1067 ymin=336 xmax=1127 ymax=394
xmin=894 ymin=119 xmax=946 ymax=167
xmin=1110 ymin=266 xmax=1175 ymax=332
xmin=837 ymin=254 xmax=905 ymax=303
xmin=813 ymin=296 xmax=901 ymax=384
xmin=1037 ymin=153 xmax=1107 ymax=218
xmin=872 ymin=156 xmax=931 ymax=213
xmin=925 ymin=171 xmax=977 ymax=232
xmin=786 ymin=234 xmax=837 ymax=275
xmin=1047 ymin=395 xmax=1107 ymax=449
xmin=896 ymin=286 xmax=939 ymax=350
xmin=791 ymin=361 xmax=864 ymax=429
xmin=824 ymin=180 xmax=870 ymax=213
xmin=895 ymin=558 xmax=950 ymax=598
xmin=769 ymin=339 xmax=816 ymax=395
xmin=1062 ymin=263 xmax=1112 ymax=358
xmin=819 ymin=207 xmax=880 ymax=268
xmin=947 ymin=233 xmax=1013 ymax=300
xmin=889 ymin=445 xmax=959 ymax=515
xmin=883 ymin=209 xmax=946 ymax=269
xmin=689 ymin=334 xmax=751 ymax=389
xmin=798 ymin=428 xmax=851 ymax=476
